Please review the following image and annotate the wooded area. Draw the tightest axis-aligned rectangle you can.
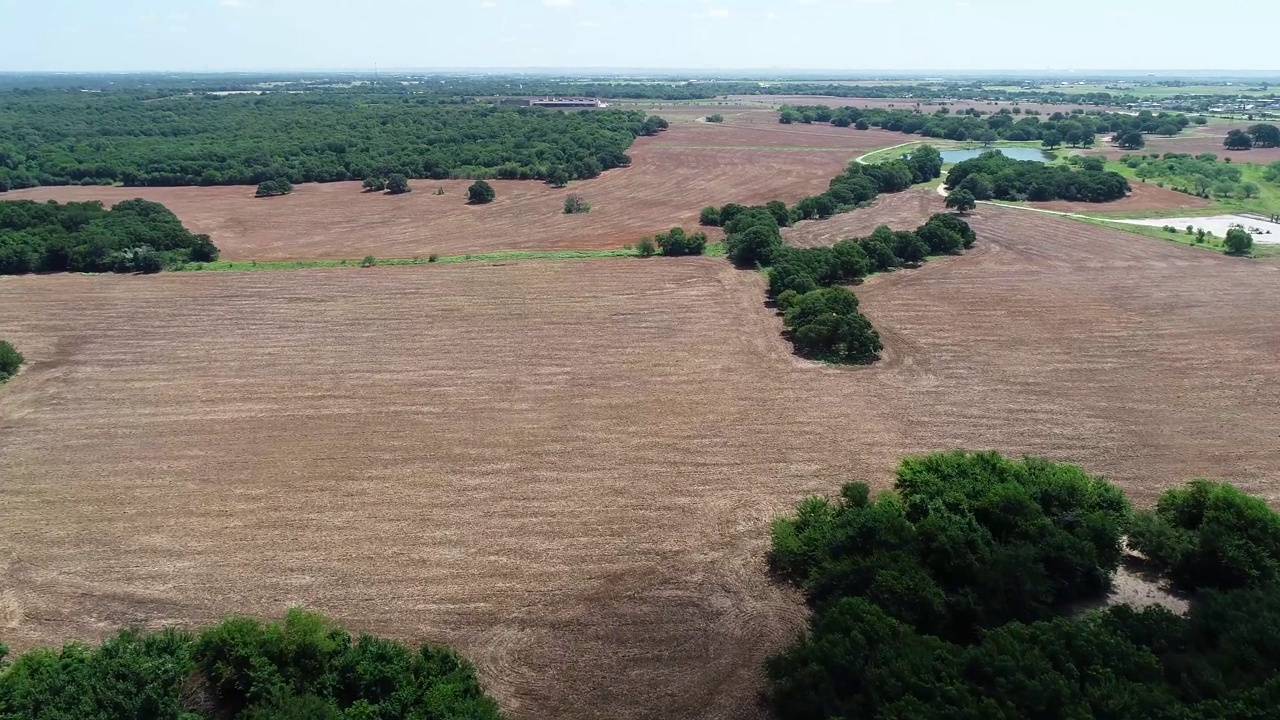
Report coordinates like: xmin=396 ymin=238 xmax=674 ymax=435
xmin=0 ymin=91 xmax=653 ymax=189
xmin=0 ymin=199 xmax=218 ymax=273
xmin=767 ymin=451 xmax=1280 ymax=719
xmin=0 ymin=609 xmax=504 ymax=719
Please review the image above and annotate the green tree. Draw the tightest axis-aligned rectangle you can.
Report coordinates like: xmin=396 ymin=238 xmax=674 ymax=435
xmin=1116 ymin=130 xmax=1146 ymax=149
xmin=547 ymin=166 xmax=572 ymax=188
xmin=386 ymin=174 xmax=411 ymax=195
xmin=1040 ymin=130 xmax=1063 ymax=149
xmin=1225 ymin=129 xmax=1254 ymax=150
xmin=699 ymin=206 xmax=721 ymax=226
xmin=0 ymin=339 xmax=22 ymax=382
xmin=466 ymin=180 xmax=496 ymax=204
xmin=563 ymin=193 xmax=591 ymax=214
xmin=1223 ymin=227 xmax=1254 ymax=256
xmin=978 ymin=130 xmax=998 ymax=146
xmin=945 ymin=189 xmax=976 ymax=214
xmin=255 ymin=178 xmax=293 ymax=197
xmin=1247 ymin=123 xmax=1280 ymax=147
xmin=362 ymin=177 xmax=387 ymax=192
xmin=1156 ymin=123 xmax=1180 ymax=137
xmin=635 ymin=236 xmax=656 ymax=257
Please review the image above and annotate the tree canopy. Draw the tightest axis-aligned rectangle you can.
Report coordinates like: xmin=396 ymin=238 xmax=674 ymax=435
xmin=467 ymin=180 xmax=496 ymax=205
xmin=945 ymin=150 xmax=1130 ymax=202
xmin=0 ymin=91 xmax=653 ymax=189
xmin=766 ymin=451 xmax=1280 ymax=720
xmin=0 ymin=199 xmax=219 ymax=274
xmin=0 ymin=608 xmax=504 ymax=720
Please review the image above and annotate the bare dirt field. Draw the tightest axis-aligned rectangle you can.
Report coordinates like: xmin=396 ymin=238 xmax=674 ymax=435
xmin=785 ymin=187 xmax=944 ymax=247
xmin=1027 ymin=181 xmax=1214 ymax=215
xmin=4 ymin=206 xmax=1280 ymax=719
xmin=5 ymin=115 xmax=905 ymax=262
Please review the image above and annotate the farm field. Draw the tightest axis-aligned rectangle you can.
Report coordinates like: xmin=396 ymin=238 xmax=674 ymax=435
xmin=5 ymin=205 xmax=1280 ymax=719
xmin=784 ymin=187 xmax=945 ymax=247
xmin=1088 ymin=134 xmax=1280 ymax=163
xmin=1026 ymin=181 xmax=1215 ymax=215
xmin=722 ymin=94 xmax=1128 ymax=115
xmin=4 ymin=112 xmax=905 ymax=262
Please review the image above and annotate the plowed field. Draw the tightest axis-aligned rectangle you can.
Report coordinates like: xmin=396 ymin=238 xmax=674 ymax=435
xmin=4 ymin=207 xmax=1280 ymax=720
xmin=5 ymin=116 xmax=905 ymax=262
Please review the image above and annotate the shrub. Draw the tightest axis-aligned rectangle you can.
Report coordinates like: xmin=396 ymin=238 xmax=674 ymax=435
xmin=0 ymin=340 xmax=22 ymax=382
xmin=1224 ymin=227 xmax=1253 ymax=256
xmin=706 ymin=114 xmax=724 ymax=123
xmin=362 ymin=177 xmax=387 ymax=192
xmin=386 ymin=174 xmax=411 ymax=194
xmin=428 ymin=253 xmax=439 ymax=262
xmin=699 ymin=206 xmax=721 ymax=226
xmin=360 ymin=255 xmax=377 ymax=267
xmin=466 ymin=180 xmax=495 ymax=204
xmin=635 ymin=236 xmax=657 ymax=257
xmin=655 ymin=227 xmax=708 ymax=256
xmin=563 ymin=193 xmax=591 ymax=214
xmin=255 ymin=178 xmax=293 ymax=197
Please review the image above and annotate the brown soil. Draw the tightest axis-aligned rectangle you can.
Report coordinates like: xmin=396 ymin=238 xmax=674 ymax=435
xmin=1027 ymin=181 xmax=1214 ymax=215
xmin=4 ymin=119 xmax=905 ymax=262
xmin=784 ymin=188 xmax=945 ymax=247
xmin=4 ymin=206 xmax=1280 ymax=719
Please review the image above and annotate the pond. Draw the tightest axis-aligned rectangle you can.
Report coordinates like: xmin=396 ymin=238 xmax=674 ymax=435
xmin=940 ymin=147 xmax=1052 ymax=164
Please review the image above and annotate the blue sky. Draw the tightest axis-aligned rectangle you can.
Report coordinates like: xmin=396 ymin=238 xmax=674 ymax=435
xmin=1 ymin=0 xmax=1277 ymax=73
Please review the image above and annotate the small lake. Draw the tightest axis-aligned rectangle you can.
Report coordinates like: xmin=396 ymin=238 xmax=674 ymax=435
xmin=940 ymin=147 xmax=1052 ymax=164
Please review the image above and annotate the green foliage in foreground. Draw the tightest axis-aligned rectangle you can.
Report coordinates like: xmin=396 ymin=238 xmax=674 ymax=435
xmin=0 ymin=608 xmax=503 ymax=720
xmin=767 ymin=451 xmax=1280 ymax=720
xmin=0 ymin=340 xmax=22 ymax=383
xmin=0 ymin=199 xmax=219 ymax=274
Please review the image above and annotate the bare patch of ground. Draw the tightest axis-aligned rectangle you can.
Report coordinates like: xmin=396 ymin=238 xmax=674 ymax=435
xmin=784 ymin=188 xmax=945 ymax=247
xmin=4 ymin=206 xmax=1280 ymax=718
xmin=1027 ymin=182 xmax=1215 ymax=215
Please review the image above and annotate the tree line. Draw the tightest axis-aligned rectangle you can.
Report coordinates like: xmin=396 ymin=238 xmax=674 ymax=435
xmin=1123 ymin=152 xmax=1262 ymax=201
xmin=767 ymin=450 xmax=1280 ymax=719
xmin=697 ymin=145 xmax=971 ymax=364
xmin=0 ymin=199 xmax=219 ymax=274
xmin=945 ymin=151 xmax=1131 ymax=203
xmin=0 ymin=608 xmax=504 ymax=720
xmin=1224 ymin=123 xmax=1280 ymax=150
xmin=0 ymin=91 xmax=659 ymax=190
xmin=780 ymin=104 xmax=1191 ymax=146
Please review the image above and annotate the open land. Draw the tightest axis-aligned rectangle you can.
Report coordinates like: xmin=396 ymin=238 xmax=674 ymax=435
xmin=4 ymin=111 xmax=906 ymax=262
xmin=1026 ymin=181 xmax=1215 ymax=215
xmin=5 ymin=204 xmax=1280 ymax=719
xmin=721 ymin=94 xmax=1129 ymax=116
xmin=1088 ymin=134 xmax=1280 ymax=163
xmin=1110 ymin=214 xmax=1280 ymax=243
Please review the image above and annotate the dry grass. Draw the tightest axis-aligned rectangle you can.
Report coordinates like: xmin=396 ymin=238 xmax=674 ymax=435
xmin=4 ymin=206 xmax=1280 ymax=719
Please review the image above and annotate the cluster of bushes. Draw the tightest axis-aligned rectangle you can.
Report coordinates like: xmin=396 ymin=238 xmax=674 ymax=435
xmin=779 ymin=104 xmax=1188 ymax=146
xmin=651 ymin=227 xmax=707 ymax=256
xmin=563 ymin=193 xmax=591 ymax=214
xmin=0 ymin=91 xmax=657 ymax=189
xmin=254 ymin=178 xmax=293 ymax=198
xmin=1123 ymin=152 xmax=1261 ymax=200
xmin=0 ymin=608 xmax=504 ymax=719
xmin=361 ymin=174 xmax=411 ymax=194
xmin=1224 ymin=123 xmax=1280 ymax=150
xmin=767 ymin=450 xmax=1280 ymax=720
xmin=705 ymin=114 xmax=724 ymax=123
xmin=777 ymin=286 xmax=882 ymax=364
xmin=0 ymin=199 xmax=219 ymax=274
xmin=946 ymin=150 xmax=1130 ymax=202
xmin=0 ymin=340 xmax=21 ymax=383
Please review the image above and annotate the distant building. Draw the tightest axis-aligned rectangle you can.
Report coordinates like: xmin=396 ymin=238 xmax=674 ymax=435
xmin=502 ymin=97 xmax=607 ymax=109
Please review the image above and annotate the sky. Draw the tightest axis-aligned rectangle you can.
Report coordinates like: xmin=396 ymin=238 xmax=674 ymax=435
xmin=1 ymin=0 xmax=1278 ymax=74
